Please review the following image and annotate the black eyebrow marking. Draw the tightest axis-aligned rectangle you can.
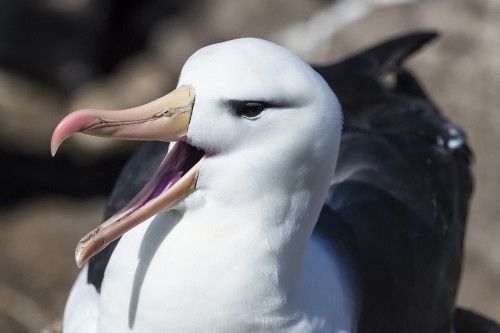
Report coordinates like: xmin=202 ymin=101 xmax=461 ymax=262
xmin=223 ymin=99 xmax=293 ymax=110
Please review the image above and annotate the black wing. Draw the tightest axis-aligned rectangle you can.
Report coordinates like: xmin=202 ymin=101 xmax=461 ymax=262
xmin=455 ymin=308 xmax=500 ymax=333
xmin=313 ymin=32 xmax=490 ymax=333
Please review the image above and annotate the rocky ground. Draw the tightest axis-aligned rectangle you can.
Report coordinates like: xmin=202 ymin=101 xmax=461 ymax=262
xmin=0 ymin=0 xmax=498 ymax=331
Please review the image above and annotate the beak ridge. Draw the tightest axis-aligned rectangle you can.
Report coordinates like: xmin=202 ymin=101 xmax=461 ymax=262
xmin=50 ymin=85 xmax=195 ymax=156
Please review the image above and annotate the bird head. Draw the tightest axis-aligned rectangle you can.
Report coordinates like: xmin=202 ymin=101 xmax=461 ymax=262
xmin=51 ymin=38 xmax=342 ymax=268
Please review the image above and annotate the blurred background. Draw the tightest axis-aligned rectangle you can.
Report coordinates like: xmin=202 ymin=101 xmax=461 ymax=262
xmin=0 ymin=0 xmax=498 ymax=331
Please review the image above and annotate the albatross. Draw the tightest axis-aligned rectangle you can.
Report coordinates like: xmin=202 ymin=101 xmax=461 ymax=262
xmin=51 ymin=33 xmax=500 ymax=333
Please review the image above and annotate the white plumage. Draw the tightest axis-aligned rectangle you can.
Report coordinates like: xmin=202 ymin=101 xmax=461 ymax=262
xmin=63 ymin=38 xmax=353 ymax=332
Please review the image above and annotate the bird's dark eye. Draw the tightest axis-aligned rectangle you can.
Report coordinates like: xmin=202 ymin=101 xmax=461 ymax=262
xmin=235 ymin=102 xmax=266 ymax=119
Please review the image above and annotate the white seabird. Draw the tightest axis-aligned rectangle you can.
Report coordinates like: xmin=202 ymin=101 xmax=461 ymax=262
xmin=53 ymin=37 xmax=351 ymax=333
xmin=51 ymin=33 xmax=499 ymax=333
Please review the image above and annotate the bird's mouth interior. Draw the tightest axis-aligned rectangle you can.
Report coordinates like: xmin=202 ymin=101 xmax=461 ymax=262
xmin=74 ymin=140 xmax=207 ymax=267
xmin=126 ymin=141 xmax=207 ymax=215
xmin=147 ymin=141 xmax=206 ymax=203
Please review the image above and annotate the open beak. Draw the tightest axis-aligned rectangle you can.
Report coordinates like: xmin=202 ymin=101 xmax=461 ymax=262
xmin=51 ymin=85 xmax=206 ymax=268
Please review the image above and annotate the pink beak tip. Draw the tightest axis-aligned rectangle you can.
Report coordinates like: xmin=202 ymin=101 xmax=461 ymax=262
xmin=50 ymin=109 xmax=96 ymax=157
xmin=50 ymin=135 xmax=61 ymax=157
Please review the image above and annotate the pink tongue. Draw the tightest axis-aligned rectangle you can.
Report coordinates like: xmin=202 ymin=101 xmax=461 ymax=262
xmin=149 ymin=171 xmax=183 ymax=201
